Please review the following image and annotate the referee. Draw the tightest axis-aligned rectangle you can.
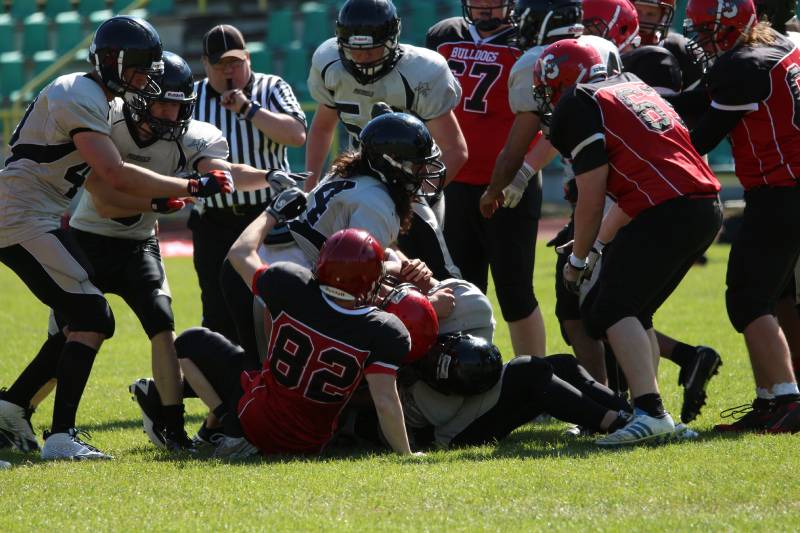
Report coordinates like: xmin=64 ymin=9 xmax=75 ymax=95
xmin=191 ymin=24 xmax=306 ymax=348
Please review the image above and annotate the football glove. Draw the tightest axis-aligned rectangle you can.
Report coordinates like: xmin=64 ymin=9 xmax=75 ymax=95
xmin=265 ymin=170 xmax=311 ymax=194
xmin=187 ymin=169 xmax=234 ymax=197
xmin=563 ymin=256 xmax=587 ymax=295
xmin=151 ymin=197 xmax=185 ymax=214
xmin=583 ymin=241 xmax=605 ymax=282
xmin=266 ymin=187 xmax=307 ymax=224
xmin=503 ymin=163 xmax=535 ymax=208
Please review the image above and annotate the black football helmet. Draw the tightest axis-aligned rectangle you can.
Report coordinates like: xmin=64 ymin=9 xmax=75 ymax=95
xmin=513 ymin=0 xmax=584 ymax=50
xmin=462 ymin=0 xmax=515 ymax=32
xmin=336 ymin=0 xmax=402 ymax=85
xmin=89 ymin=16 xmax=163 ymax=98
xmin=359 ymin=111 xmax=445 ymax=199
xmin=128 ymin=51 xmax=196 ymax=141
xmin=415 ymin=333 xmax=503 ymax=396
xmin=755 ymin=0 xmax=797 ymax=34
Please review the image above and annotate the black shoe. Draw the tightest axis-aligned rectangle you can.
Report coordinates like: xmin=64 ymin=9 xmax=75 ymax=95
xmin=679 ymin=346 xmax=722 ymax=423
xmin=714 ymin=398 xmax=774 ymax=432
xmin=163 ymin=426 xmax=197 ymax=453
xmin=192 ymin=421 xmax=225 ymax=449
xmin=128 ymin=379 xmax=166 ymax=449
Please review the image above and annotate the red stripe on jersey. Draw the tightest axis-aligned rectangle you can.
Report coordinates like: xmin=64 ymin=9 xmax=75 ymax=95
xmin=593 ymin=81 xmax=720 ymax=217
xmin=434 ymin=40 xmax=523 ymax=185
xmin=729 ymin=46 xmax=800 ymax=190
xmin=251 ymin=265 xmax=269 ymax=294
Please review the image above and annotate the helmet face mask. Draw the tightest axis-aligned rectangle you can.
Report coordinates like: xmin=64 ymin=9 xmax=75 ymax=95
xmin=336 ymin=0 xmax=402 ymax=85
xmin=89 ymin=16 xmax=164 ymax=99
xmin=513 ymin=0 xmax=584 ymax=50
xmin=633 ymin=0 xmax=675 ymax=44
xmin=462 ymin=0 xmax=515 ymax=32
xmin=415 ymin=333 xmax=503 ymax=396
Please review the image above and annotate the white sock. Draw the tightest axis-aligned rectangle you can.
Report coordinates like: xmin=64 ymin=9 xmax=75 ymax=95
xmin=771 ymin=382 xmax=800 ymax=398
xmin=756 ymin=387 xmax=774 ymax=400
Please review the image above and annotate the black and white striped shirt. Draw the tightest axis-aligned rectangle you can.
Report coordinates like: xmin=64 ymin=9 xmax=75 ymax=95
xmin=193 ymin=72 xmax=306 ymax=209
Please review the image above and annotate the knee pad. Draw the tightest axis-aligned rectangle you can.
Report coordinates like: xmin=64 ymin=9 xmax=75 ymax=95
xmin=135 ymin=291 xmax=175 ymax=339
xmin=726 ymin=286 xmax=773 ymax=333
xmin=68 ymin=295 xmax=115 ymax=338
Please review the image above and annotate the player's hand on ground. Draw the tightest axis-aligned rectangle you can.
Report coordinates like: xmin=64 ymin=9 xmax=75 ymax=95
xmin=187 ymin=169 xmax=235 ymax=197
xmin=399 ymin=257 xmax=433 ymax=290
xmin=428 ymin=287 xmax=455 ymax=319
xmin=151 ymin=197 xmax=191 ymax=214
xmin=266 ymin=187 xmax=307 ymax=223
xmin=479 ymin=188 xmax=503 ymax=219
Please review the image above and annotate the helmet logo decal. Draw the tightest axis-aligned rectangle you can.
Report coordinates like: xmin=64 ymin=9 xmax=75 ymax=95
xmin=164 ymin=90 xmax=184 ymax=99
xmin=720 ymin=0 xmax=738 ymax=18
xmin=541 ymin=53 xmax=560 ymax=80
xmin=349 ymin=35 xmax=374 ymax=46
xmin=435 ymin=354 xmax=451 ymax=379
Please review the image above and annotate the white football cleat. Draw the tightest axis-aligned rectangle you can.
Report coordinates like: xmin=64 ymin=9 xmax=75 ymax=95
xmin=0 ymin=399 xmax=39 ymax=452
xmin=41 ymin=429 xmax=112 ymax=461
xmin=670 ymin=423 xmax=700 ymax=441
xmin=596 ymin=411 xmax=676 ymax=446
xmin=213 ymin=435 xmax=259 ymax=459
xmin=0 ymin=459 xmax=11 ymax=469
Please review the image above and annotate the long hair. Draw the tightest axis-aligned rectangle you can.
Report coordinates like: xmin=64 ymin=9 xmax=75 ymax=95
xmin=327 ymin=150 xmax=414 ymax=234
xmin=741 ymin=21 xmax=777 ymax=45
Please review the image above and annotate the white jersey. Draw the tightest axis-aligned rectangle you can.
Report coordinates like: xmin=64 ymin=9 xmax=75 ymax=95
xmin=0 ymin=73 xmax=111 ymax=247
xmin=308 ymin=38 xmax=461 ymax=144
xmin=69 ymin=100 xmax=229 ymax=240
xmin=286 ymin=175 xmax=400 ymax=265
xmin=432 ymin=278 xmax=495 ymax=342
xmin=508 ymin=35 xmax=622 ymax=114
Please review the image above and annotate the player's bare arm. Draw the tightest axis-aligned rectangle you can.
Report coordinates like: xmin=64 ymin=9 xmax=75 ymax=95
xmin=426 ymin=110 xmax=469 ymax=185
xmin=304 ymin=104 xmax=340 ymax=191
xmin=366 ymin=373 xmax=413 ymax=455
xmin=572 ymin=165 xmax=608 ymax=261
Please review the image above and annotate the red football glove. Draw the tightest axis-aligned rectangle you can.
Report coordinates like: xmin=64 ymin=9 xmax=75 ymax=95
xmin=187 ymin=169 xmax=234 ymax=197
xmin=151 ymin=198 xmax=186 ymax=214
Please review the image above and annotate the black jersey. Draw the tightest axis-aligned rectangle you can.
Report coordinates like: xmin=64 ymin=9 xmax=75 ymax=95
xmin=663 ymin=33 xmax=704 ymax=90
xmin=622 ymin=45 xmax=682 ymax=94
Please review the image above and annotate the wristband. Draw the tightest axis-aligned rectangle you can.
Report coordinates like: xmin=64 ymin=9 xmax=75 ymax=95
xmin=594 ymin=240 xmax=606 ymax=254
xmin=245 ymin=101 xmax=261 ymax=121
xmin=518 ymin=162 xmax=535 ymax=181
xmin=568 ymin=253 xmax=586 ymax=269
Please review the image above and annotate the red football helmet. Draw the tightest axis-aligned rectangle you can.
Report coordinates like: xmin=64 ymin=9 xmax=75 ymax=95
xmin=316 ymin=228 xmax=385 ymax=307
xmin=583 ymin=0 xmax=642 ymax=50
xmin=533 ymin=39 xmax=607 ymax=124
xmin=684 ymin=0 xmax=757 ymax=68
xmin=633 ymin=0 xmax=675 ymax=44
xmin=380 ymin=282 xmax=439 ymax=364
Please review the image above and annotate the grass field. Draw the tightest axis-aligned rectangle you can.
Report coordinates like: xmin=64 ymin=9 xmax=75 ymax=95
xmin=1 ymin=240 xmax=799 ymax=531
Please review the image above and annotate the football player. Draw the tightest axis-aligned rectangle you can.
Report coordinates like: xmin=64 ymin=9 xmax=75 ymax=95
xmin=426 ymin=0 xmax=547 ymax=357
xmin=685 ymin=0 xmax=800 ymax=432
xmin=305 ymin=0 xmax=465 ymax=281
xmin=1 ymin=52 xmax=294 ymax=455
xmin=583 ymin=0 xmax=641 ymax=52
xmin=539 ymin=39 xmax=722 ymax=445
xmin=177 ymin=225 xmax=419 ymax=458
xmin=0 ymin=16 xmax=234 ymax=460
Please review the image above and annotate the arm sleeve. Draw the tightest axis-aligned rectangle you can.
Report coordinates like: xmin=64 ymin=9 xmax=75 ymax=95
xmin=269 ymin=78 xmax=307 ymax=127
xmin=364 ymin=316 xmax=410 ymax=375
xmin=549 ymin=90 xmax=607 ymax=175
xmin=508 ymin=60 xmax=538 ymax=114
xmin=253 ymin=263 xmax=294 ymax=318
xmin=690 ymin=106 xmax=746 ymax=156
xmin=663 ymin=87 xmax=710 ymax=128
xmin=308 ymin=42 xmax=338 ymax=108
xmin=186 ymin=123 xmax=230 ymax=170
xmin=414 ymin=55 xmax=462 ymax=120
xmin=50 ymin=92 xmax=111 ymax=138
xmin=706 ymin=53 xmax=766 ymax=110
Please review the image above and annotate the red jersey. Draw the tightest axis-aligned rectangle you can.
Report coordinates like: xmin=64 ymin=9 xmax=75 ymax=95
xmin=707 ymin=33 xmax=800 ymax=190
xmin=239 ymin=262 xmax=409 ymax=455
xmin=426 ymin=18 xmax=521 ymax=185
xmin=550 ymin=73 xmax=720 ymax=218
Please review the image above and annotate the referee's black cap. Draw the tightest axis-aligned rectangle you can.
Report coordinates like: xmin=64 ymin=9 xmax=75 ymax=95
xmin=202 ymin=24 xmax=248 ymax=64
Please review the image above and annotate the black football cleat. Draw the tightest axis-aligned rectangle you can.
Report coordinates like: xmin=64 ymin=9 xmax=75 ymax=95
xmin=128 ymin=379 xmax=166 ymax=449
xmin=679 ymin=346 xmax=722 ymax=423
xmin=714 ymin=399 xmax=774 ymax=432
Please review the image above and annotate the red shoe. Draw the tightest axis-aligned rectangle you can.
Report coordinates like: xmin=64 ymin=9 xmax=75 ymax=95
xmin=713 ymin=399 xmax=774 ymax=432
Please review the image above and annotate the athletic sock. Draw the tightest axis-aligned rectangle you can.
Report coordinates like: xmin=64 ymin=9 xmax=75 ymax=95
xmin=51 ymin=342 xmax=98 ymax=434
xmin=5 ymin=331 xmax=66 ymax=407
xmin=213 ymin=404 xmax=243 ymax=438
xmin=771 ymin=382 xmax=800 ymax=399
xmin=670 ymin=342 xmax=697 ymax=372
xmin=162 ymin=404 xmax=185 ymax=433
xmin=632 ymin=393 xmax=667 ymax=418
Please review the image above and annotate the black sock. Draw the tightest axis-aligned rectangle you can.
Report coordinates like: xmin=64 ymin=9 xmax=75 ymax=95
xmin=51 ymin=342 xmax=98 ymax=434
xmin=182 ymin=379 xmax=198 ymax=399
xmin=669 ymin=342 xmax=697 ymax=370
xmin=162 ymin=404 xmax=185 ymax=433
xmin=633 ymin=393 xmax=667 ymax=418
xmin=5 ymin=332 xmax=66 ymax=407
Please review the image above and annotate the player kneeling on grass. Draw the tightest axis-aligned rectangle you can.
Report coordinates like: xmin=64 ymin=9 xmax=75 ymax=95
xmin=173 ymin=198 xmax=419 ymax=457
xmin=537 ymin=39 xmax=722 ymax=445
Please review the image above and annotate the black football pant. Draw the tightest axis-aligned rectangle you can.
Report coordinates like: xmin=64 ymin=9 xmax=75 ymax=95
xmin=449 ymin=355 xmax=632 ymax=446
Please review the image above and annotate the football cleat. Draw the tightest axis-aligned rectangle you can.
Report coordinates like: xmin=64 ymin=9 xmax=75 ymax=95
xmin=679 ymin=346 xmax=722 ymax=423
xmin=213 ymin=435 xmax=259 ymax=459
xmin=41 ymin=428 xmax=112 ymax=460
xmin=0 ymin=398 xmax=40 ymax=453
xmin=766 ymin=400 xmax=800 ymax=434
xmin=128 ymin=378 xmax=166 ymax=449
xmin=163 ymin=427 xmax=197 ymax=453
xmin=713 ymin=399 xmax=774 ymax=433
xmin=192 ymin=420 xmax=226 ymax=449
xmin=670 ymin=423 xmax=700 ymax=441
xmin=595 ymin=410 xmax=675 ymax=446
xmin=0 ymin=459 xmax=10 ymax=469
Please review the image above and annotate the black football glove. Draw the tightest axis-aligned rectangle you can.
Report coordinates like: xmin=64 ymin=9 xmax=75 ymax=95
xmin=187 ymin=169 xmax=234 ymax=198
xmin=266 ymin=187 xmax=307 ymax=224
xmin=151 ymin=198 xmax=186 ymax=214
